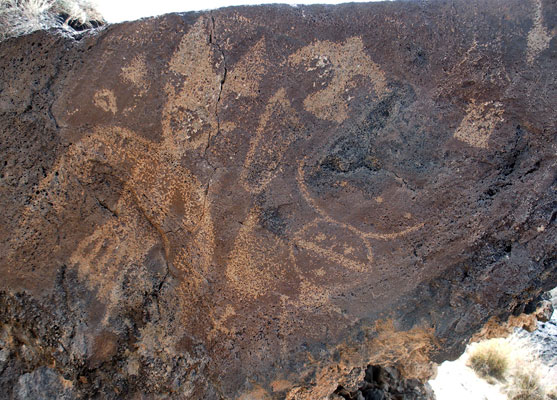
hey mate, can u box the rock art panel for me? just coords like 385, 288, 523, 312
0, 1, 556, 399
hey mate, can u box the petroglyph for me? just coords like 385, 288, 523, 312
226, 38, 267, 98
93, 89, 117, 114
225, 207, 296, 299
296, 158, 424, 241
453, 100, 504, 148
163, 17, 224, 155
241, 88, 303, 193
289, 37, 389, 123
69, 195, 160, 324
12, 123, 214, 319
12, 19, 226, 318
229, 146, 424, 302
294, 219, 374, 273
120, 54, 149, 93
286, 157, 424, 277
527, 0, 552, 64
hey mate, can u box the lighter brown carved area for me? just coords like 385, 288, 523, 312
453, 100, 504, 149
225, 207, 295, 299
527, 0, 552, 64
226, 38, 267, 98
162, 17, 224, 155
289, 37, 389, 123
120, 54, 149, 92
93, 89, 117, 114
293, 219, 374, 273
69, 194, 160, 324
15, 125, 214, 321
240, 88, 302, 194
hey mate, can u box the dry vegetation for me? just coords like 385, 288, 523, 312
0, 0, 104, 41
508, 370, 545, 400
468, 338, 511, 382
467, 337, 557, 400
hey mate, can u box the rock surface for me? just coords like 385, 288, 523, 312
515, 289, 557, 369
336, 365, 436, 400
0, 0, 556, 398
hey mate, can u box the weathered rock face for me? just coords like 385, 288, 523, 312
0, 0, 556, 398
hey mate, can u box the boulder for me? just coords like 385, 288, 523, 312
0, 0, 555, 398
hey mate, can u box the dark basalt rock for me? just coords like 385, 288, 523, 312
335, 365, 435, 400
0, 0, 555, 398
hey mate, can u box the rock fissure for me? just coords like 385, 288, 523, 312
207, 14, 227, 167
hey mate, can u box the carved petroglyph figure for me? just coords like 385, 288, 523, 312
289, 37, 389, 123
226, 206, 297, 299
162, 18, 224, 156
453, 100, 504, 148
228, 37, 424, 305
527, 0, 553, 64
11, 21, 220, 326
93, 88, 117, 114
120, 54, 150, 94
240, 88, 303, 194
14, 125, 215, 323
226, 37, 267, 98
295, 158, 424, 273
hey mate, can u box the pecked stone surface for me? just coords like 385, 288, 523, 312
0, 0, 556, 398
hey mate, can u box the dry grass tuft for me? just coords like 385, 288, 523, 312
466, 335, 557, 399
0, 0, 104, 41
507, 370, 544, 400
467, 338, 511, 383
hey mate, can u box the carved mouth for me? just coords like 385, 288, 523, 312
296, 85, 426, 238
297, 157, 423, 240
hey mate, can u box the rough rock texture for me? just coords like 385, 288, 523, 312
0, 0, 556, 399
515, 289, 557, 369
335, 365, 435, 400
470, 293, 554, 339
